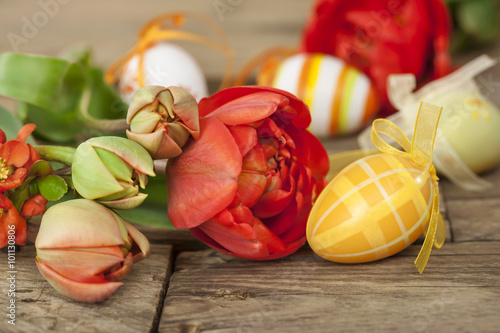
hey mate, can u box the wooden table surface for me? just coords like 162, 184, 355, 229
1, 135, 500, 333
1, 1, 500, 332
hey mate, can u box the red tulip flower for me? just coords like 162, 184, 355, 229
301, 0, 452, 115
166, 86, 329, 260
0, 124, 39, 192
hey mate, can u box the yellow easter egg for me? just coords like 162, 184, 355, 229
437, 92, 500, 174
307, 153, 433, 263
258, 53, 379, 137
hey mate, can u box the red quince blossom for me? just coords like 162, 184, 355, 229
0, 194, 27, 247
0, 124, 39, 191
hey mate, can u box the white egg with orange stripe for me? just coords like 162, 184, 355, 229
118, 43, 209, 103
258, 53, 380, 136
306, 153, 433, 263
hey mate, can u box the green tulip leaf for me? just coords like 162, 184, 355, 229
118, 174, 173, 228
119, 204, 174, 228
0, 106, 36, 144
27, 160, 53, 178
0, 51, 128, 144
36, 175, 69, 201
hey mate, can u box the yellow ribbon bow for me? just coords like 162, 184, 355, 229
370, 101, 446, 273
105, 12, 234, 91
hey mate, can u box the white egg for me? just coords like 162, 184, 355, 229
118, 43, 208, 103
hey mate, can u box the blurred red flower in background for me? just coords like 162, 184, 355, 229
301, 0, 452, 115
166, 86, 329, 259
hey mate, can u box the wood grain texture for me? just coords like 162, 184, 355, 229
441, 166, 500, 200
447, 198, 500, 241
0, 243, 173, 333
160, 243, 500, 333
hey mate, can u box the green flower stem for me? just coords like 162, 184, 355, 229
35, 146, 77, 165
79, 88, 129, 132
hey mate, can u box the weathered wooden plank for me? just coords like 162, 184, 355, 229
447, 198, 500, 241
160, 243, 500, 333
0, 243, 173, 333
136, 226, 209, 252
440, 166, 500, 200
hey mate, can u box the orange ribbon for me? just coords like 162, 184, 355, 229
105, 12, 234, 91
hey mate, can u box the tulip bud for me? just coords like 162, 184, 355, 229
72, 136, 155, 210
35, 199, 151, 303
126, 85, 200, 159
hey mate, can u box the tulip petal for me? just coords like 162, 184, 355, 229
252, 176, 296, 218
36, 260, 123, 303
277, 205, 310, 244
228, 125, 258, 157
262, 198, 298, 237
204, 92, 287, 126
126, 129, 183, 159
127, 85, 166, 122
198, 86, 312, 128
129, 110, 162, 134
86, 137, 155, 177
36, 248, 125, 283
36, 200, 125, 249
124, 221, 151, 263
166, 117, 241, 229
94, 147, 134, 183
167, 86, 200, 139
105, 252, 133, 282
98, 192, 148, 210
288, 126, 329, 176
72, 143, 124, 199
237, 172, 267, 208
190, 224, 304, 261
234, 142, 268, 207
252, 218, 286, 253
197, 212, 269, 258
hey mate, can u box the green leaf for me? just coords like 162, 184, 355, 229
118, 174, 173, 228
27, 160, 53, 178
119, 204, 174, 228
0, 106, 36, 144
87, 67, 128, 120
36, 175, 69, 201
0, 51, 128, 144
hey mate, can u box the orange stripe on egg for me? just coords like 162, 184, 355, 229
330, 65, 349, 135
297, 54, 313, 101
362, 83, 380, 124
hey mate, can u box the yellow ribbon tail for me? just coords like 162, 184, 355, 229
414, 183, 441, 274
434, 213, 446, 249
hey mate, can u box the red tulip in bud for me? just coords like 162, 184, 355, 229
35, 199, 150, 303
